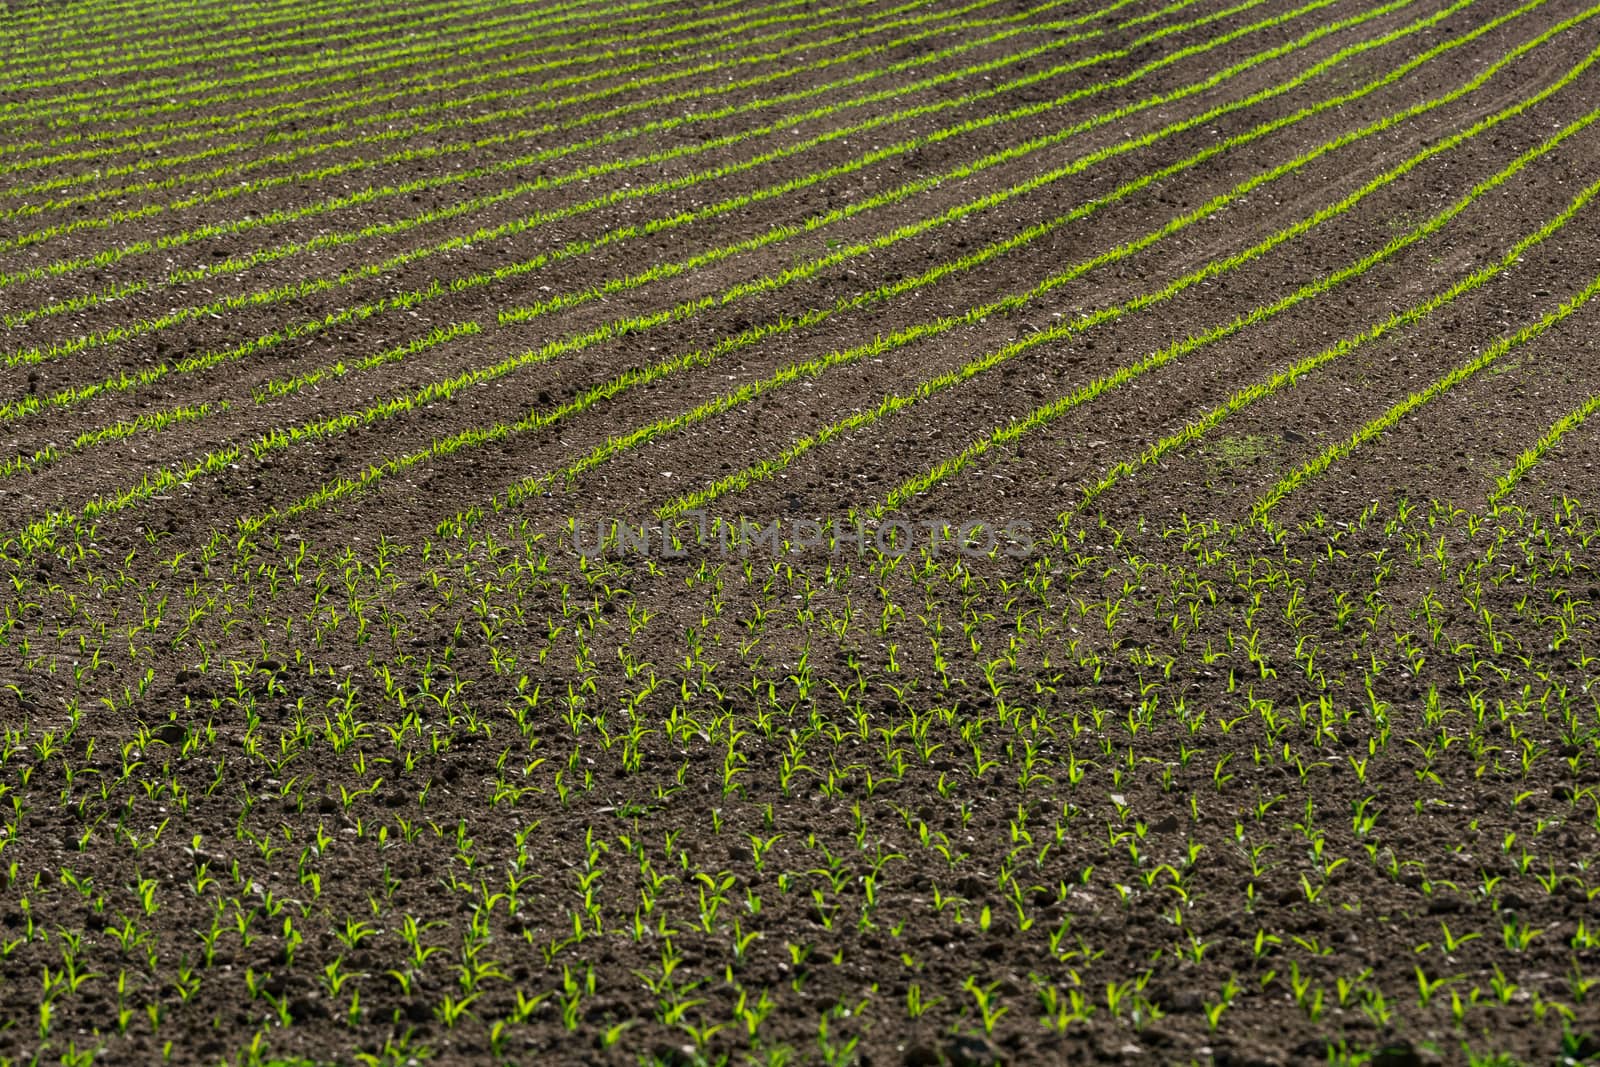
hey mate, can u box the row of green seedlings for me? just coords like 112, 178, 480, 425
0, 0, 1043, 233
0, 0, 499, 89
0, 0, 1420, 508
0, 0, 1004, 202
0, 0, 1140, 291
0, 0, 380, 70
0, 0, 1125, 299
0, 0, 1414, 495
0, 0, 909, 231
1, 0, 533, 101
868, 86, 1600, 533
0, 0, 1277, 337
0, 0, 1447, 507
3, 0, 1053, 179
220, 0, 1552, 547
1489, 393, 1600, 505
1252, 272, 1600, 525
422, 0, 1548, 534
87, 0, 1488, 551
0, 0, 771, 132
651, 33, 1600, 527
0, 324, 474, 483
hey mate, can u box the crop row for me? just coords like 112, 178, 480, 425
879, 88, 1600, 528
0, 0, 1068, 234
0, 0, 755, 127
2, 0, 906, 166
0, 0, 1454, 435
3, 0, 525, 98
0, 4, 1129, 295
9, 0, 1509, 550
177, 0, 1599, 550
0, 0, 893, 191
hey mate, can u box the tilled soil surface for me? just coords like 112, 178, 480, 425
3, 0, 1600, 1065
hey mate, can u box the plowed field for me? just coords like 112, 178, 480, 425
3, 0, 1600, 1064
